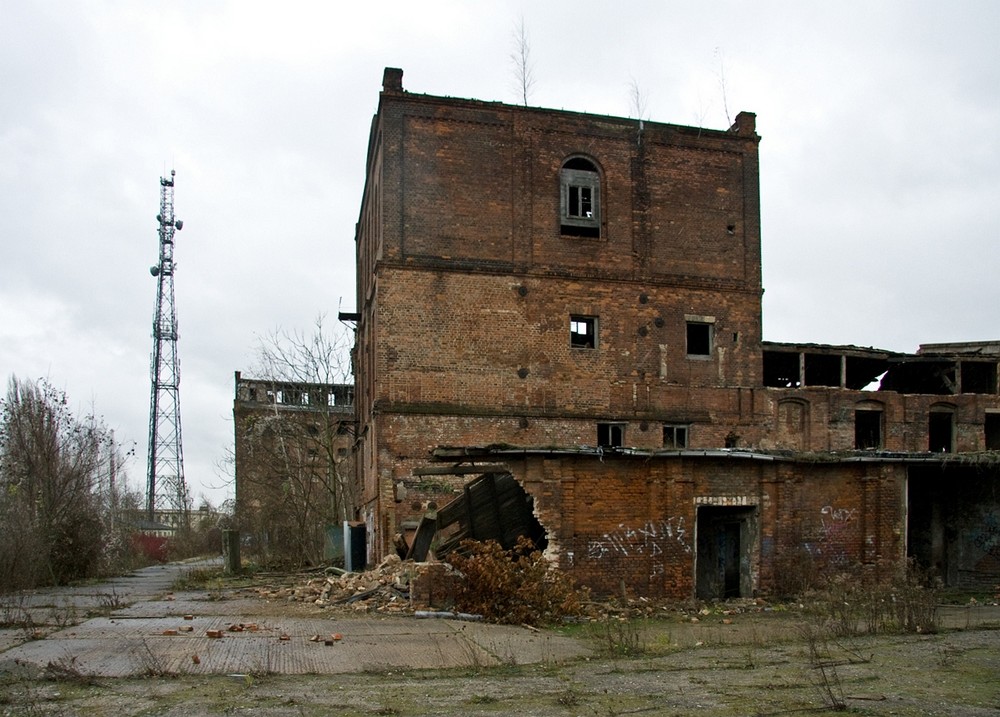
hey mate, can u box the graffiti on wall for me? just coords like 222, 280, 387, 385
586, 517, 692, 561
803, 504, 858, 566
971, 513, 1000, 560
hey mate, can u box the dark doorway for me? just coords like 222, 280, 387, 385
696, 506, 755, 599
908, 465, 1000, 588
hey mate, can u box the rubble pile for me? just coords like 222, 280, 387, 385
252, 555, 461, 614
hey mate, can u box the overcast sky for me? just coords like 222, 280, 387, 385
2, 1, 998, 507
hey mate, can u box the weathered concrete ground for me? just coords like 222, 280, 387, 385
1, 561, 998, 716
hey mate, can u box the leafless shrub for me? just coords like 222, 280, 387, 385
45, 650, 99, 685
795, 622, 847, 711
446, 537, 583, 626
129, 638, 176, 677
589, 617, 645, 657
811, 561, 939, 636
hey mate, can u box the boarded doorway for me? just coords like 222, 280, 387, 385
696, 506, 756, 599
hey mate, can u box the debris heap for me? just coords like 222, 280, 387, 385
252, 555, 462, 613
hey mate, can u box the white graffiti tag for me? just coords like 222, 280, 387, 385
586, 518, 692, 560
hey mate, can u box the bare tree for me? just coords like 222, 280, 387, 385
236, 314, 356, 567
715, 47, 732, 127
510, 16, 536, 106
628, 76, 649, 121
251, 313, 352, 385
0, 376, 134, 588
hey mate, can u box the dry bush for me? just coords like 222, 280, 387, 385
812, 560, 939, 636
446, 537, 582, 626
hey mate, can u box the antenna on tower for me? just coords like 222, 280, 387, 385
146, 169, 189, 526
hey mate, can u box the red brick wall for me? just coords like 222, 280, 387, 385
515, 454, 906, 600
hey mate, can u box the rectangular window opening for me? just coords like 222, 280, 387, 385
687, 322, 712, 356
928, 412, 954, 453
597, 422, 625, 448
854, 410, 883, 450
570, 316, 597, 349
985, 413, 1000, 451
961, 361, 998, 394
663, 424, 688, 449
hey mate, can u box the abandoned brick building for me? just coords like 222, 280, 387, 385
346, 67, 1000, 600
233, 372, 355, 565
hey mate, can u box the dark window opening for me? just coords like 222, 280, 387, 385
560, 158, 601, 238
986, 414, 1000, 450
929, 411, 954, 453
855, 410, 883, 450
880, 360, 956, 395
804, 353, 841, 387
597, 422, 625, 448
961, 361, 998, 394
570, 316, 597, 349
663, 424, 688, 449
846, 356, 891, 390
687, 322, 712, 356
763, 351, 801, 387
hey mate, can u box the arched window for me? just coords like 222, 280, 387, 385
560, 157, 601, 238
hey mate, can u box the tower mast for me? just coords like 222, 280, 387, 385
146, 170, 189, 524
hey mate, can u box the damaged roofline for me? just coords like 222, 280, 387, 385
431, 444, 1000, 466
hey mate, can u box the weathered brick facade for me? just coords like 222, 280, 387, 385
233, 373, 355, 566
350, 68, 1000, 599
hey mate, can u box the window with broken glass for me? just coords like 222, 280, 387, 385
597, 422, 625, 448
560, 158, 601, 238
570, 315, 597, 349
663, 424, 688, 449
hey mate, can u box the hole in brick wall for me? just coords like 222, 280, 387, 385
638, 326, 648, 337
517, 285, 528, 297
639, 293, 648, 304
654, 317, 664, 328
517, 367, 529, 378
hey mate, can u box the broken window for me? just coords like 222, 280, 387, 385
928, 409, 955, 453
804, 353, 841, 387
960, 361, 998, 394
854, 408, 883, 450
663, 424, 688, 449
560, 157, 601, 238
763, 350, 801, 387
986, 413, 1000, 450
597, 422, 625, 448
686, 321, 712, 357
570, 315, 597, 349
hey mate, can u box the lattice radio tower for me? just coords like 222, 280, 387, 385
146, 170, 189, 523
